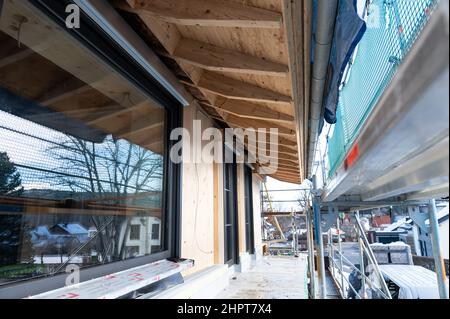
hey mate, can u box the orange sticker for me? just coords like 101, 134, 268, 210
345, 143, 360, 170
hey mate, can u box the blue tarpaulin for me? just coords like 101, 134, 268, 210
322, 0, 366, 125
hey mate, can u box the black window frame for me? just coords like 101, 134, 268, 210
0, 0, 183, 298
223, 145, 239, 266
244, 164, 255, 254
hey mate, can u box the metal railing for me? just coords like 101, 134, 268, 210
327, 212, 392, 299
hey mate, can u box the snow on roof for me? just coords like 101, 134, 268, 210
425, 204, 449, 225
370, 241, 409, 247
57, 223, 88, 235
383, 217, 412, 232
34, 226, 50, 236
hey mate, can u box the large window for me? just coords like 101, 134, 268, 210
244, 165, 255, 254
0, 0, 181, 292
223, 149, 238, 266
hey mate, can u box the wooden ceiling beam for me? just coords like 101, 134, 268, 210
281, 0, 312, 183
245, 133, 298, 149
121, 0, 283, 29
173, 38, 289, 77
269, 171, 300, 180
201, 100, 293, 125
245, 145, 298, 162
130, 125, 165, 145
87, 101, 150, 126
143, 140, 164, 150
196, 72, 292, 105
258, 155, 299, 165
246, 144, 298, 157
37, 78, 91, 106
0, 48, 35, 69
113, 110, 165, 138
257, 157, 300, 168
224, 114, 296, 136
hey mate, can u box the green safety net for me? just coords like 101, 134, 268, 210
327, 0, 439, 178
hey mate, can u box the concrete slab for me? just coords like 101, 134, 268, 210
216, 255, 308, 299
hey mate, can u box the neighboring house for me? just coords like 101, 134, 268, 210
31, 223, 90, 255
368, 218, 413, 245
368, 205, 449, 260
118, 217, 161, 258
50, 223, 90, 244
418, 205, 449, 259
372, 215, 391, 228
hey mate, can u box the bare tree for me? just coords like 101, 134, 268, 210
46, 135, 163, 262
297, 189, 311, 213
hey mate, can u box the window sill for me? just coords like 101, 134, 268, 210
26, 258, 194, 299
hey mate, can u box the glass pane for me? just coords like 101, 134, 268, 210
0, 1, 166, 285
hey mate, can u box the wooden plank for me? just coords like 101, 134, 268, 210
245, 144, 298, 160
131, 9, 182, 55
115, 114, 165, 139
0, 48, 35, 69
129, 126, 165, 148
274, 163, 300, 172
262, 212, 295, 216
173, 38, 289, 77
224, 114, 296, 136
257, 153, 299, 164
124, 10, 223, 121
122, 0, 283, 29
259, 157, 300, 168
244, 136, 298, 152
282, 0, 310, 182
37, 81, 92, 106
87, 101, 152, 126
302, 0, 313, 177
76, 105, 123, 122
269, 136, 298, 149
0, 33, 49, 68
247, 144, 298, 157
196, 71, 292, 105
236, 132, 298, 149
142, 140, 164, 154
213, 163, 219, 263
249, 152, 299, 166
202, 100, 293, 124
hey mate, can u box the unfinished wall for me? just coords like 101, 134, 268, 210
213, 162, 225, 265
181, 103, 216, 275
180, 103, 264, 275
